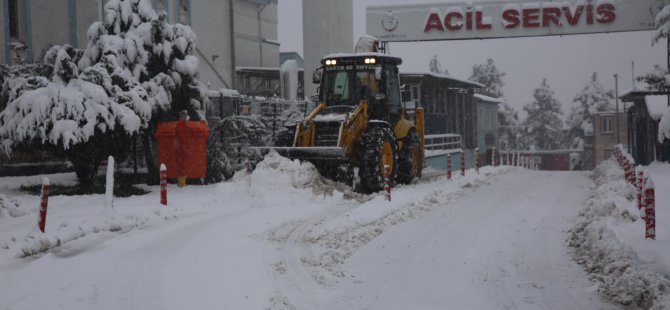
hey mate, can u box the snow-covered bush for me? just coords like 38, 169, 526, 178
206, 115, 274, 182
569, 159, 670, 309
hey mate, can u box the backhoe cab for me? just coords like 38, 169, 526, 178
274, 38, 425, 193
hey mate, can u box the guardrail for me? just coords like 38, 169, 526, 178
424, 133, 462, 157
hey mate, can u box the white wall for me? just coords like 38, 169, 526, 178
302, 0, 353, 99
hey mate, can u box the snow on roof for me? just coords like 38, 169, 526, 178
401, 71, 484, 88
619, 83, 651, 99
473, 93, 504, 103
321, 52, 402, 63
646, 95, 669, 121
208, 88, 240, 97
236, 66, 304, 72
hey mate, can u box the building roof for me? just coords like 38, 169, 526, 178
473, 93, 504, 103
620, 83, 668, 101
400, 72, 483, 88
646, 95, 669, 121
280, 52, 304, 69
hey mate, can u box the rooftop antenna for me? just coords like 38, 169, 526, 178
631, 61, 635, 88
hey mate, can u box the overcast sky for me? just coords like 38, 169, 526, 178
278, 0, 667, 119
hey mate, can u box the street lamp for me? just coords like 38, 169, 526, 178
614, 73, 620, 144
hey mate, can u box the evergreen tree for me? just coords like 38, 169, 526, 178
498, 102, 521, 150
469, 58, 505, 97
428, 55, 449, 75
565, 73, 614, 149
0, 0, 208, 184
521, 79, 564, 150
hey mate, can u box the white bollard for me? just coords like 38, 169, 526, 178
105, 156, 115, 209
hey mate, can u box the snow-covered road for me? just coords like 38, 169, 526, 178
323, 170, 618, 309
0, 157, 624, 309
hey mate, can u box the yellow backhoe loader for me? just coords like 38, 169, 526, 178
273, 40, 425, 193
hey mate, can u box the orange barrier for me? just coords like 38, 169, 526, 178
156, 121, 209, 180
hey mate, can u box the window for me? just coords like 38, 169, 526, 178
178, 0, 191, 25
601, 117, 613, 133
8, 0, 18, 39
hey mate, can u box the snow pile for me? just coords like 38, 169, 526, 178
0, 151, 359, 259
569, 159, 670, 309
9, 206, 181, 258
0, 193, 27, 218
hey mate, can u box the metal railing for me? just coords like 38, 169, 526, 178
424, 133, 462, 157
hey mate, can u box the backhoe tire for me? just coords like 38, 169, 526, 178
358, 126, 398, 194
397, 130, 423, 184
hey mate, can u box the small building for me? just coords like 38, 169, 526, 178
621, 88, 670, 165
399, 72, 482, 150
591, 111, 628, 168
474, 93, 502, 164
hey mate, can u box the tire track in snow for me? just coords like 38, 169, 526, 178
264, 168, 507, 308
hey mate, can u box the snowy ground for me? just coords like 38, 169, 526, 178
0, 153, 668, 309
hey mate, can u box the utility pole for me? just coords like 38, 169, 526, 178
614, 74, 620, 144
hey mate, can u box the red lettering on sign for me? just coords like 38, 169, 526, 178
563, 5, 584, 25
466, 10, 473, 30
596, 3, 615, 24
586, 3, 594, 24
523, 8, 540, 28
424, 12, 444, 32
476, 11, 492, 29
445, 12, 464, 30
542, 7, 561, 27
502, 9, 520, 29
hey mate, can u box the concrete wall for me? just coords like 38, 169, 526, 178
0, 0, 278, 94
191, 0, 234, 89
302, 0, 352, 99
31, 1, 69, 60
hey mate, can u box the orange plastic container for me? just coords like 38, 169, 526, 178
156, 120, 209, 179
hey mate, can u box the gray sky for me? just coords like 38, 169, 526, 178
278, 0, 667, 118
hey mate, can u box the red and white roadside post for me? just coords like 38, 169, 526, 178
506, 150, 510, 166
475, 148, 480, 174
447, 153, 452, 180
644, 178, 656, 240
160, 163, 167, 206
384, 164, 391, 202
499, 151, 503, 168
625, 158, 635, 184
38, 177, 50, 233
460, 150, 465, 176
636, 167, 644, 211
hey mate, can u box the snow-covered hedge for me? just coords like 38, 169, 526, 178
569, 159, 670, 309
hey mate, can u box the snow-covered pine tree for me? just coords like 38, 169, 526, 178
0, 42, 151, 185
564, 73, 614, 149
521, 79, 564, 150
0, 0, 209, 184
428, 55, 449, 75
498, 102, 521, 150
469, 58, 505, 98
81, 0, 209, 182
